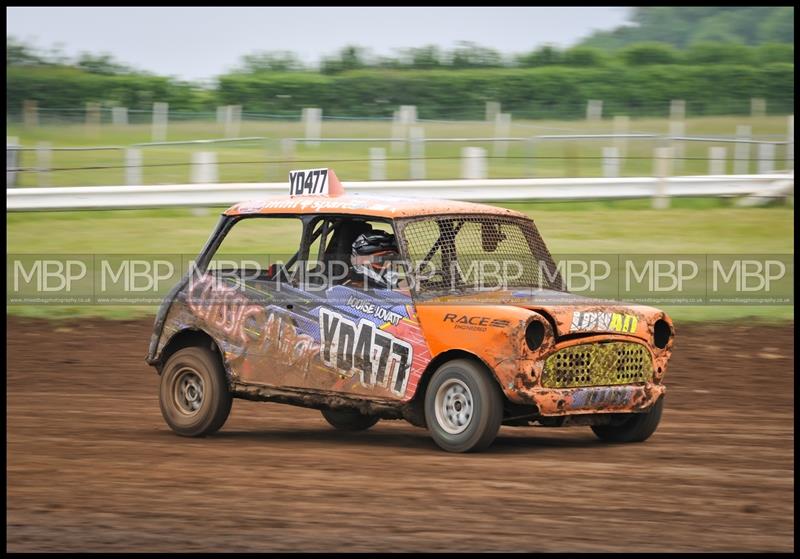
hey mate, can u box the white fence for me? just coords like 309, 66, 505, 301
8, 123, 794, 187
6, 174, 793, 212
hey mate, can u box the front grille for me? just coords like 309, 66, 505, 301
541, 342, 653, 388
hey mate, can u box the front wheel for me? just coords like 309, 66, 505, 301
591, 397, 664, 443
321, 408, 379, 431
159, 346, 232, 437
424, 359, 503, 453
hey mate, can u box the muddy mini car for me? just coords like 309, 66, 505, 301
146, 168, 675, 452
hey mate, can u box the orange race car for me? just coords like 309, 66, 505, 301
146, 168, 675, 452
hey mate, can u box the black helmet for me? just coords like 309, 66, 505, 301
351, 231, 401, 288
352, 230, 397, 257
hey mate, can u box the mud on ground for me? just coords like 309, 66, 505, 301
6, 316, 794, 551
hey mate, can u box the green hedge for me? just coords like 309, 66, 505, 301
6, 66, 209, 113
217, 64, 795, 119
7, 63, 794, 120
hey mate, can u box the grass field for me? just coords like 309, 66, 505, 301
7, 198, 793, 322
7, 115, 794, 187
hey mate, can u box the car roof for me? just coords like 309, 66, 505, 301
224, 194, 528, 220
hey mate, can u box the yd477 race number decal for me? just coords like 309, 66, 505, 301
318, 308, 412, 397
289, 168, 329, 196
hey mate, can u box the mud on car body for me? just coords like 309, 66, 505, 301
146, 168, 675, 453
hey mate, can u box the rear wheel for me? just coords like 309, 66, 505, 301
159, 346, 232, 437
424, 359, 503, 453
321, 408, 379, 431
591, 397, 664, 443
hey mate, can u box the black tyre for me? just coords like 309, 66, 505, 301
424, 359, 503, 453
591, 397, 664, 443
159, 346, 232, 437
321, 408, 379, 431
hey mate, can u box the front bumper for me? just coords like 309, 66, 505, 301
513, 382, 665, 416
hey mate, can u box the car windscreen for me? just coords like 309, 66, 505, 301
397, 214, 565, 296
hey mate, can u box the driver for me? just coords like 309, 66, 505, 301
347, 230, 403, 289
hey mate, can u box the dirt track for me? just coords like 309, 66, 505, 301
6, 316, 794, 552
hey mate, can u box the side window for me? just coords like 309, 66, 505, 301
301, 217, 402, 289
208, 216, 303, 282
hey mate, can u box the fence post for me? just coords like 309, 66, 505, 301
85, 102, 102, 131
493, 112, 511, 158
369, 147, 386, 180
734, 125, 752, 174
233, 105, 242, 137
390, 110, 404, 154
23, 100, 38, 128
668, 119, 685, 175
758, 143, 775, 174
602, 147, 620, 178
485, 101, 500, 122
750, 98, 766, 118
670, 99, 686, 121
302, 107, 321, 147
708, 146, 726, 175
223, 106, 233, 135
652, 147, 672, 209
461, 147, 487, 179
152, 102, 168, 142
613, 115, 629, 160
125, 149, 142, 185
409, 126, 425, 180
36, 142, 52, 187
7, 137, 19, 187
586, 100, 603, 121
112, 106, 128, 126
787, 115, 794, 170
400, 105, 417, 125
281, 138, 295, 158
224, 105, 242, 138
191, 151, 218, 184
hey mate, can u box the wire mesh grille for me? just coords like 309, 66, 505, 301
397, 214, 564, 294
542, 342, 653, 388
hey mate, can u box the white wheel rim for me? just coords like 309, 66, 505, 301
434, 378, 474, 435
173, 367, 205, 415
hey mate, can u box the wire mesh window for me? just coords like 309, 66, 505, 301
397, 214, 564, 295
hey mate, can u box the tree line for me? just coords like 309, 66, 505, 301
6, 7, 794, 121
235, 41, 792, 74
580, 7, 793, 50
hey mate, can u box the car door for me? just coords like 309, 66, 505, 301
185, 214, 323, 389
297, 215, 433, 402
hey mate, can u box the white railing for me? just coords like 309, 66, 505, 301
6, 174, 793, 211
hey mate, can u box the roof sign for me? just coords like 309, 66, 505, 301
288, 168, 344, 197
